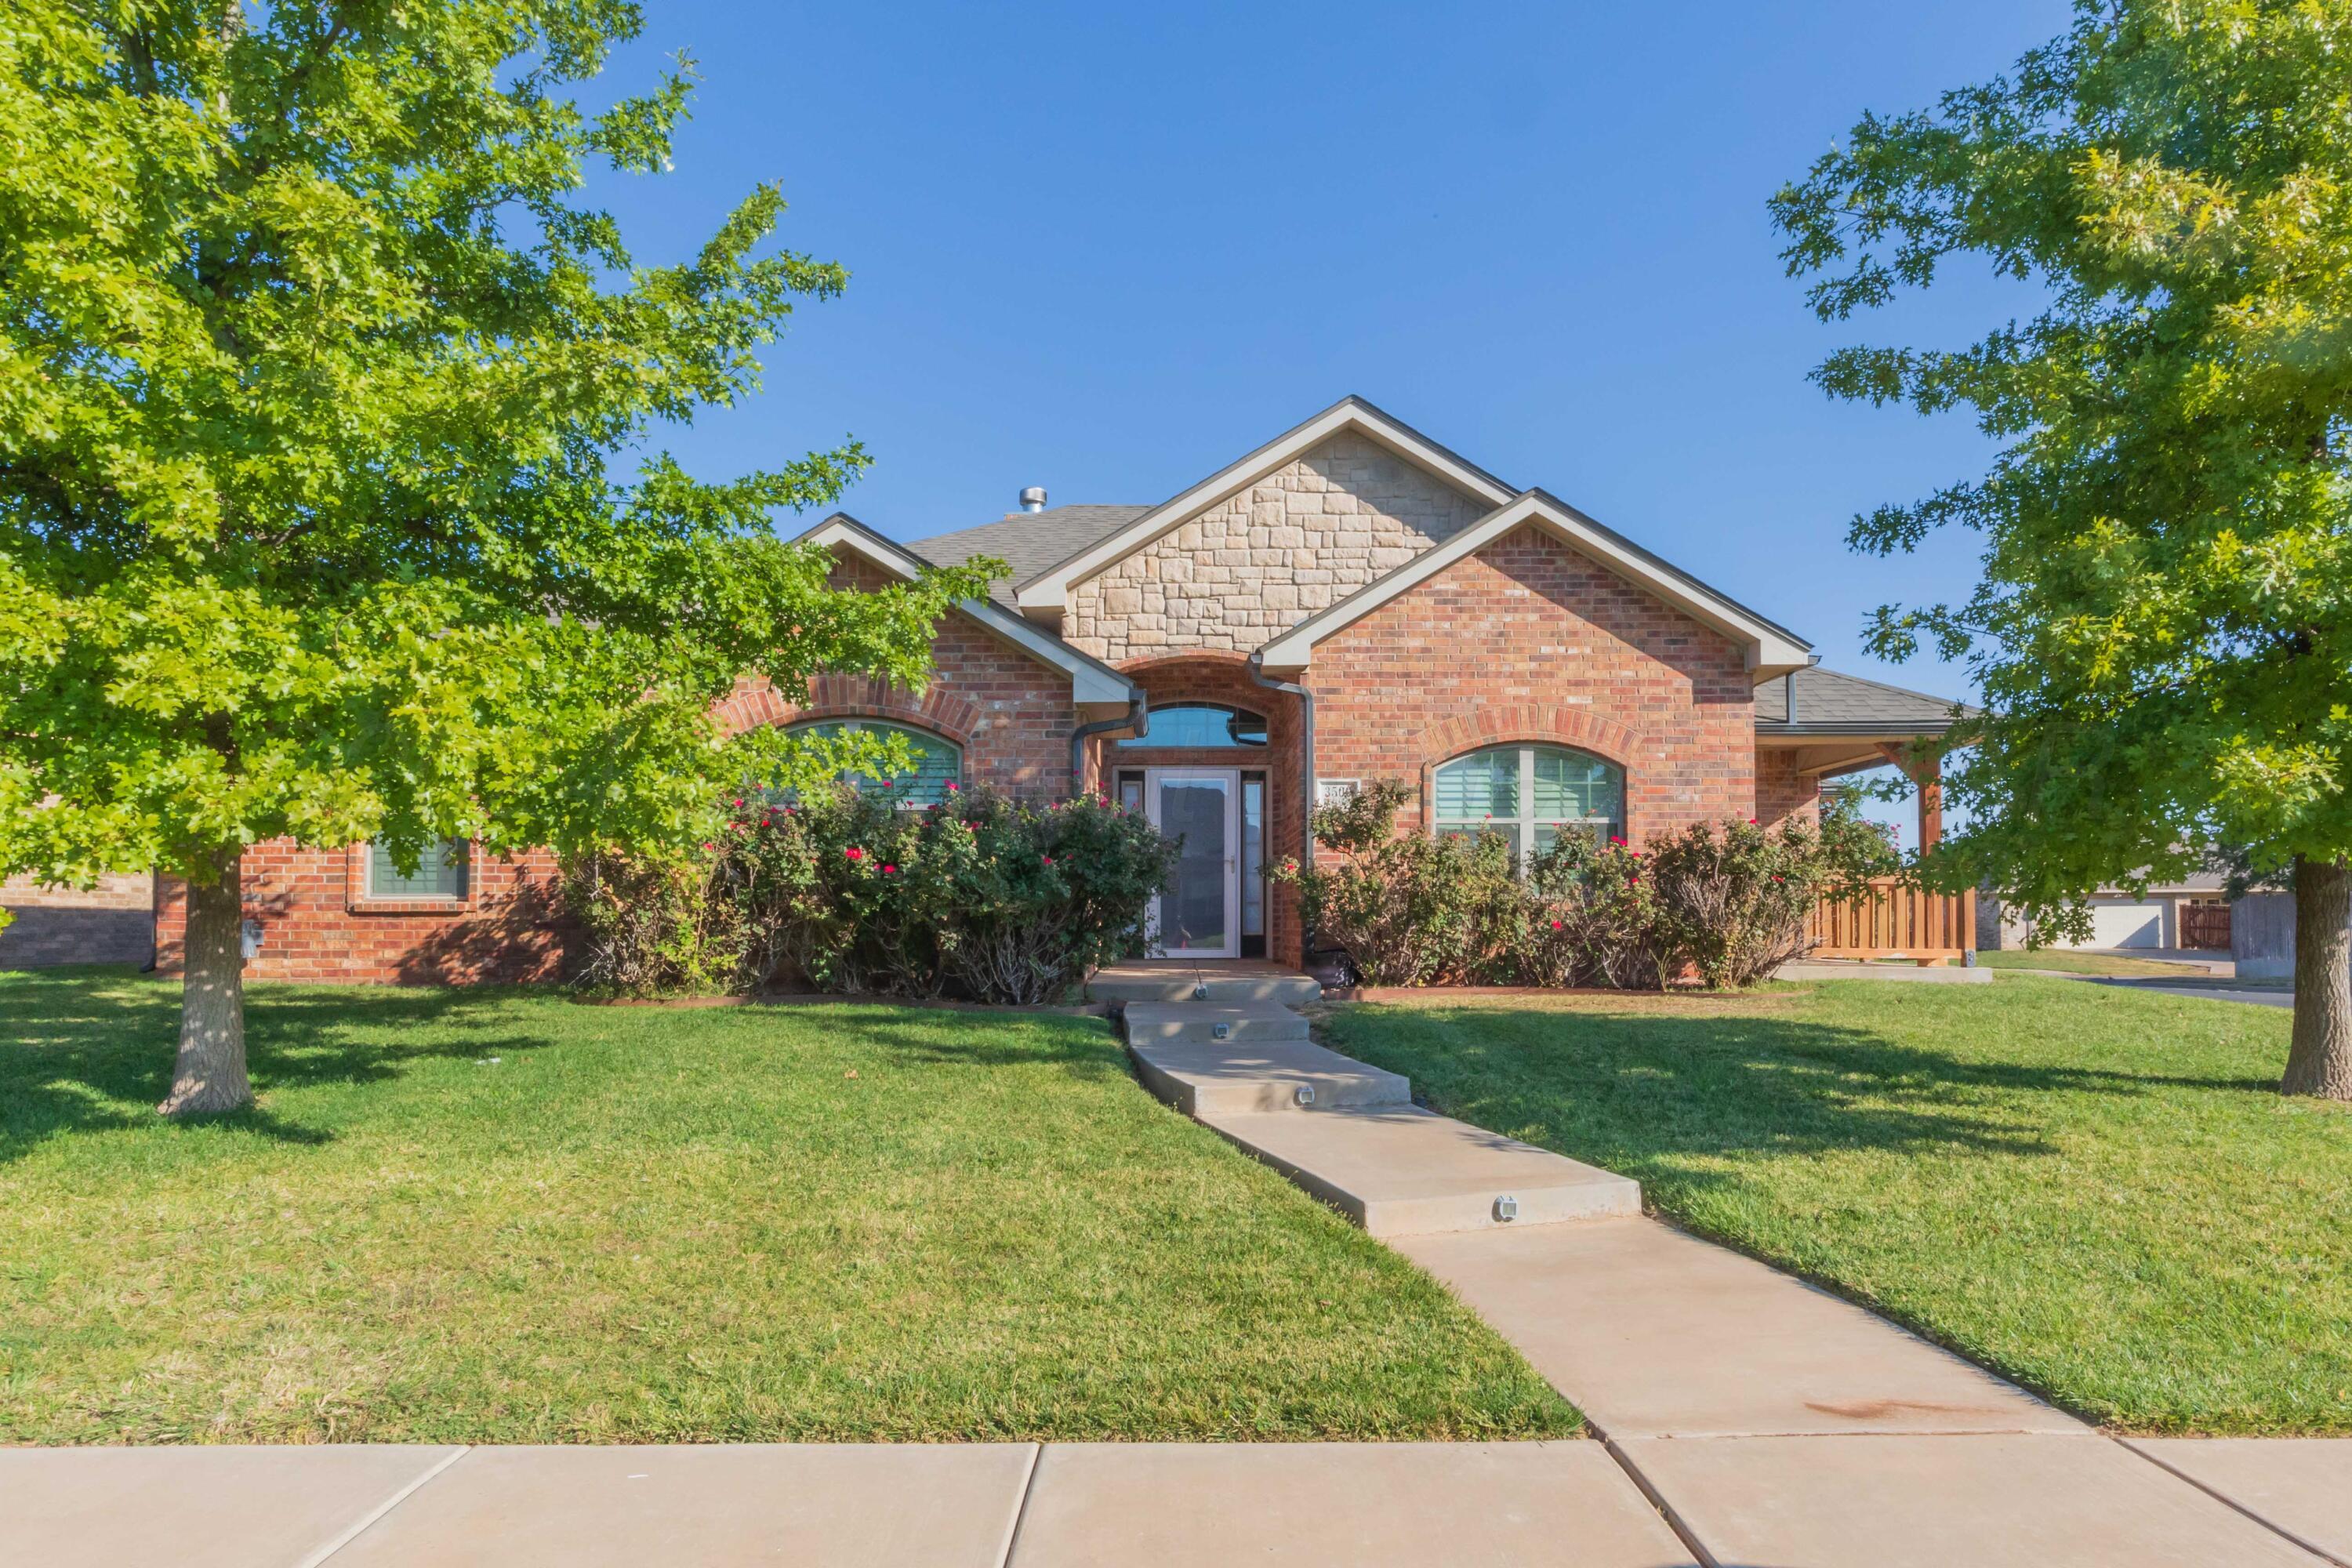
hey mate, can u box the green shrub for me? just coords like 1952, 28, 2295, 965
1520, 832, 1666, 988
1272, 780, 1523, 985
562, 851, 742, 996
578, 783, 1175, 1004
1279, 780, 1900, 990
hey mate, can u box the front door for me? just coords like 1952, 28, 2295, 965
1145, 768, 1240, 957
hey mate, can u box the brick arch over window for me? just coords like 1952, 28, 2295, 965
1410, 707, 1642, 773
1409, 709, 1643, 833
1116, 649, 1258, 677
710, 673, 979, 750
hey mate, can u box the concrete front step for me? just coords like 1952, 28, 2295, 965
1200, 1105, 1641, 1238
1127, 1034, 1411, 1116
1088, 962, 1322, 1007
1124, 1003, 1310, 1044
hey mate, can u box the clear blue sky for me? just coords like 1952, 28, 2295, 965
589, 1, 2074, 845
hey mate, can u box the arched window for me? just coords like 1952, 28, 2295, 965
1116, 702, 1269, 748
1432, 744, 1623, 858
786, 719, 963, 807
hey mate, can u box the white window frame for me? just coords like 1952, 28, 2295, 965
1431, 745, 1623, 855
365, 837, 472, 900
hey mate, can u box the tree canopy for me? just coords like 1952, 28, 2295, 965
1774, 0, 2352, 1094
0, 1, 986, 1110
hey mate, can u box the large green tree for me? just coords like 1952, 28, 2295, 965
0, 2, 983, 1113
1774, 0, 2352, 1098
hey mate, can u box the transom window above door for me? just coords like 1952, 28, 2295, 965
785, 720, 963, 807
1432, 744, 1624, 857
1116, 703, 1268, 748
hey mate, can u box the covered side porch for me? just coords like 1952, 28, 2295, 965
1755, 668, 1976, 967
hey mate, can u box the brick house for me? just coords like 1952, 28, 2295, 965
114, 396, 1958, 981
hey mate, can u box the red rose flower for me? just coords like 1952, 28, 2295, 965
846, 847, 864, 861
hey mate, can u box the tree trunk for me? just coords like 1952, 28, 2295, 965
2283, 855, 2352, 1101
160, 854, 253, 1116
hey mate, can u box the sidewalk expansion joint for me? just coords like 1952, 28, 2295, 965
2117, 1437, 2351, 1568
301, 1444, 471, 1568
1599, 1436, 1721, 1568
995, 1442, 1046, 1568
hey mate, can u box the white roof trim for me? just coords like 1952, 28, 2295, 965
1011, 396, 1519, 616
797, 516, 1138, 706
1254, 492, 1814, 681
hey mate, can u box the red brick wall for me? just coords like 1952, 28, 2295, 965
1756, 748, 1822, 830
716, 630, 1078, 801
710, 550, 1079, 799
1313, 524, 1758, 851
154, 843, 568, 985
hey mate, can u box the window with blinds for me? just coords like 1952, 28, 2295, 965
786, 720, 964, 807
1431, 745, 1623, 858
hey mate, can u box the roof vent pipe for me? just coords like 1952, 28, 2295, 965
1019, 486, 1047, 513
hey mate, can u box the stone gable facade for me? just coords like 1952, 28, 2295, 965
1063, 432, 1490, 662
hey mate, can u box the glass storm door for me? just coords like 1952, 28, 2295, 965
1146, 768, 1240, 957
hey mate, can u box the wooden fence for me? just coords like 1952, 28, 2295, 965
1806, 880, 1976, 965
2180, 899, 2232, 953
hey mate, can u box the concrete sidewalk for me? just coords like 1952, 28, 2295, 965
0, 1440, 1698, 1567
10, 1433, 2350, 1567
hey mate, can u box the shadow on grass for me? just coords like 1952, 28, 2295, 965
0, 969, 557, 1165
749, 1000, 1129, 1078
1332, 1000, 2278, 1185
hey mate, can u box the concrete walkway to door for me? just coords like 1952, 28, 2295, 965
1117, 975, 2352, 1567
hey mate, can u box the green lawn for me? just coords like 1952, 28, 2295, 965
1315, 979, 2352, 1436
0, 969, 1573, 1444
1972, 949, 2215, 978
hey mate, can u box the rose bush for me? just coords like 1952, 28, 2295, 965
567, 782, 1174, 1004
1272, 779, 1524, 986
1279, 779, 1900, 989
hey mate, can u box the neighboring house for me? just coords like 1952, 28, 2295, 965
139, 397, 1965, 981
0, 871, 155, 971
1976, 867, 2235, 954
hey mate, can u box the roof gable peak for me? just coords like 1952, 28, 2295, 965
1011, 396, 1519, 615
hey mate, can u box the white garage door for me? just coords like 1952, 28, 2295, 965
2085, 900, 2165, 949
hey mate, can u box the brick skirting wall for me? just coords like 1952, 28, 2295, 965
154, 844, 570, 985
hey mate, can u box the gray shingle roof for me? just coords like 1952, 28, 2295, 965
909, 506, 1152, 602
1755, 667, 1973, 733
